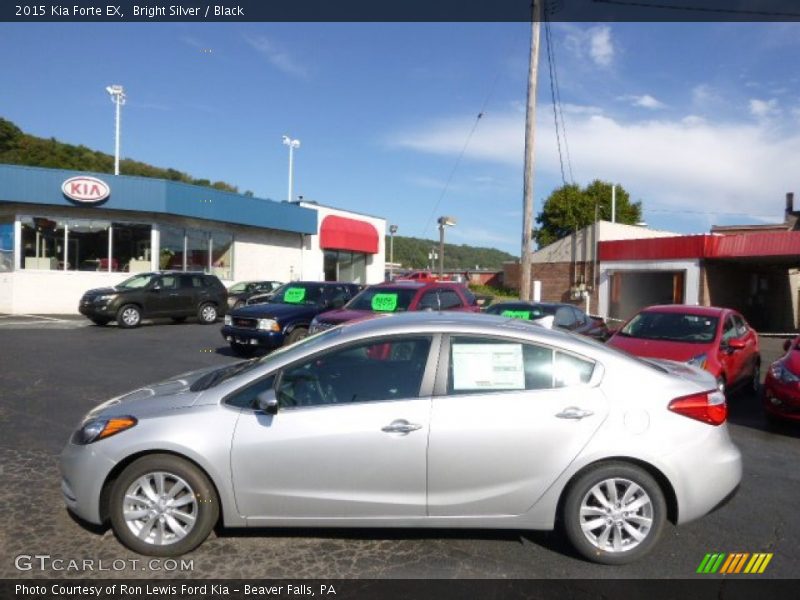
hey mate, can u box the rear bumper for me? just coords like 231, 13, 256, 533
221, 325, 284, 349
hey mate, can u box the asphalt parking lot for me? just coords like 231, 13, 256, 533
1, 316, 798, 579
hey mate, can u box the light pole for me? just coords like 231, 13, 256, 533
389, 224, 398, 281
105, 85, 126, 175
437, 216, 456, 278
282, 135, 300, 202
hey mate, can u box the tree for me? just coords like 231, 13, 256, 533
534, 179, 642, 247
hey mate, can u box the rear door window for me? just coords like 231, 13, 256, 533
438, 290, 463, 309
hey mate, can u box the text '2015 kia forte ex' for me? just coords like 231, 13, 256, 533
60, 312, 742, 564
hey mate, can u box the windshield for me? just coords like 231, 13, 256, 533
346, 287, 418, 312
486, 303, 553, 319
117, 273, 156, 289
619, 311, 719, 343
269, 283, 325, 306
228, 282, 250, 293
190, 327, 343, 391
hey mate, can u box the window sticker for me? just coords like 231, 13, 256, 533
371, 293, 399, 312
501, 309, 531, 320
284, 287, 306, 303
452, 343, 525, 390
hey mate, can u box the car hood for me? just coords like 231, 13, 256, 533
86, 365, 222, 419
82, 287, 122, 297
608, 335, 711, 362
231, 302, 321, 320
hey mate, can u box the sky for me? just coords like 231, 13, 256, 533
2, 21, 800, 255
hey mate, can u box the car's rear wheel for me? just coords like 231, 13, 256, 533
562, 462, 666, 565
109, 454, 218, 557
91, 318, 110, 326
285, 327, 308, 345
197, 303, 218, 324
116, 305, 142, 329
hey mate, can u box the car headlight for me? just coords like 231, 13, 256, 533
71, 416, 137, 445
257, 318, 281, 332
224, 314, 232, 326
94, 294, 116, 303
687, 353, 708, 370
770, 361, 800, 384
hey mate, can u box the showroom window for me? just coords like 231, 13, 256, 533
186, 229, 209, 272
0, 222, 12, 272
64, 219, 110, 271
210, 231, 233, 280
112, 222, 152, 273
322, 250, 368, 284
20, 217, 61, 270
159, 225, 185, 270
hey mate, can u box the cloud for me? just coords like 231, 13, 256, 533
589, 26, 614, 67
691, 84, 721, 108
563, 25, 615, 68
389, 108, 800, 223
620, 94, 667, 110
448, 226, 515, 247
749, 98, 780, 119
243, 34, 308, 79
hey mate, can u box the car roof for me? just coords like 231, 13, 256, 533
640, 304, 728, 317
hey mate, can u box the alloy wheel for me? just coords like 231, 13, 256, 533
122, 471, 198, 546
578, 478, 654, 553
121, 307, 140, 327
200, 304, 217, 323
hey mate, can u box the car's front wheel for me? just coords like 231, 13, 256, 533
116, 305, 142, 329
562, 462, 666, 565
109, 454, 219, 556
197, 303, 218, 324
285, 327, 308, 345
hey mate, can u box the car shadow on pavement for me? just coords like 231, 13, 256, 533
67, 508, 109, 536
726, 389, 800, 439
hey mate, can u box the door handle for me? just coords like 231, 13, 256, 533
381, 420, 422, 434
555, 407, 594, 420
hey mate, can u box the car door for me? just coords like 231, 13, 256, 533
719, 314, 747, 385
143, 274, 179, 315
732, 313, 759, 381
177, 274, 202, 315
427, 335, 608, 516
229, 335, 438, 521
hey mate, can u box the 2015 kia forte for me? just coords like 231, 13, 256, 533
60, 312, 742, 564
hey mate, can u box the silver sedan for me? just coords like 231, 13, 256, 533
60, 312, 742, 564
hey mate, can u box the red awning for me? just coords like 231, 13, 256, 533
319, 215, 379, 254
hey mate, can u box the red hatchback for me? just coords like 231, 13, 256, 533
607, 305, 760, 395
309, 281, 480, 334
763, 336, 800, 422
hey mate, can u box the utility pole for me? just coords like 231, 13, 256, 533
388, 224, 398, 280
520, 0, 542, 301
437, 216, 456, 278
105, 85, 126, 176
282, 135, 300, 202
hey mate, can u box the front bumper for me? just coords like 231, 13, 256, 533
763, 375, 800, 421
59, 440, 118, 525
221, 325, 285, 349
78, 300, 117, 318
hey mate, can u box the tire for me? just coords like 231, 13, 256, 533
562, 461, 667, 565
230, 342, 256, 357
285, 327, 308, 346
197, 303, 218, 325
109, 454, 219, 557
116, 304, 142, 329
171, 316, 187, 324
91, 318, 110, 326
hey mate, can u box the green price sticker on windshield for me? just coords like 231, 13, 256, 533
501, 310, 531, 320
371, 293, 399, 312
284, 287, 306, 304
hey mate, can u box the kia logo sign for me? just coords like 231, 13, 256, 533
61, 176, 110, 204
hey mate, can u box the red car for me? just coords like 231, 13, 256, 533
607, 305, 760, 395
762, 336, 800, 422
309, 281, 480, 333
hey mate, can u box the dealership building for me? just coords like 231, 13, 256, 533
0, 164, 385, 314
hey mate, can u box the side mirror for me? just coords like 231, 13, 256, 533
256, 389, 279, 415
151, 284, 161, 292
727, 338, 746, 350
784, 339, 792, 352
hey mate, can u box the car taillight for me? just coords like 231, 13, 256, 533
668, 390, 727, 426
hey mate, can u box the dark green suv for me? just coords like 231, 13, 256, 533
78, 271, 228, 328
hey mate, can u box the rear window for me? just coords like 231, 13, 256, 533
486, 303, 550, 320
346, 287, 418, 312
